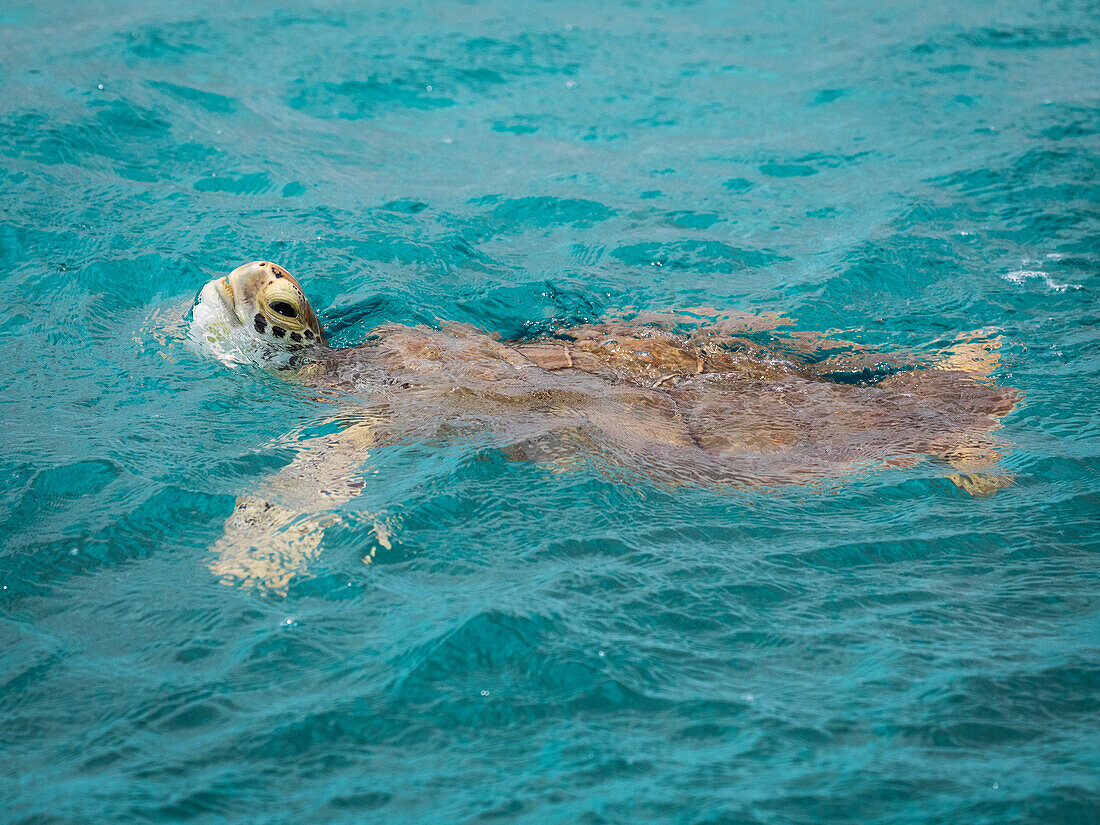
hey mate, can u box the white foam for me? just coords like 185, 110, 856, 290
1002, 269, 1081, 292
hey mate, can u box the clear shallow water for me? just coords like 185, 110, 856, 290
1, 0, 1098, 822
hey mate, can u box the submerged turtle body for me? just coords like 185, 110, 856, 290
298, 317, 1015, 485
191, 261, 1019, 590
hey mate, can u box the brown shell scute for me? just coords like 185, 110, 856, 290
514, 343, 573, 370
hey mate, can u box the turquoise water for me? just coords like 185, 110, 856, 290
2, 0, 1098, 821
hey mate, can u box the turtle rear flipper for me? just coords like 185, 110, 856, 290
931, 432, 1016, 497
947, 471, 1015, 497
502, 426, 594, 472
934, 328, 1004, 382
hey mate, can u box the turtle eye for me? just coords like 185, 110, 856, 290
270, 300, 298, 319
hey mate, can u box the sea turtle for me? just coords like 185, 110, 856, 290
191, 261, 1020, 591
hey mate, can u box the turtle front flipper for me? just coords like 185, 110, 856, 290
209, 498, 335, 593
208, 417, 388, 593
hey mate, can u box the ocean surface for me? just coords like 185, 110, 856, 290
2, 1, 1098, 822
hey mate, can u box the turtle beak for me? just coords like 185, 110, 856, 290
212, 276, 240, 320
194, 276, 242, 327
215, 276, 234, 308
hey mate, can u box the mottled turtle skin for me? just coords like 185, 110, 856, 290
195, 262, 1019, 590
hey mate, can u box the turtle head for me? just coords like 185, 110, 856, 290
190, 261, 327, 366
224, 261, 327, 347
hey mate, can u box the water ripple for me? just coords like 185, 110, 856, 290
2, 1, 1098, 823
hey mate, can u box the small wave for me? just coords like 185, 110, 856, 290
1002, 269, 1082, 292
